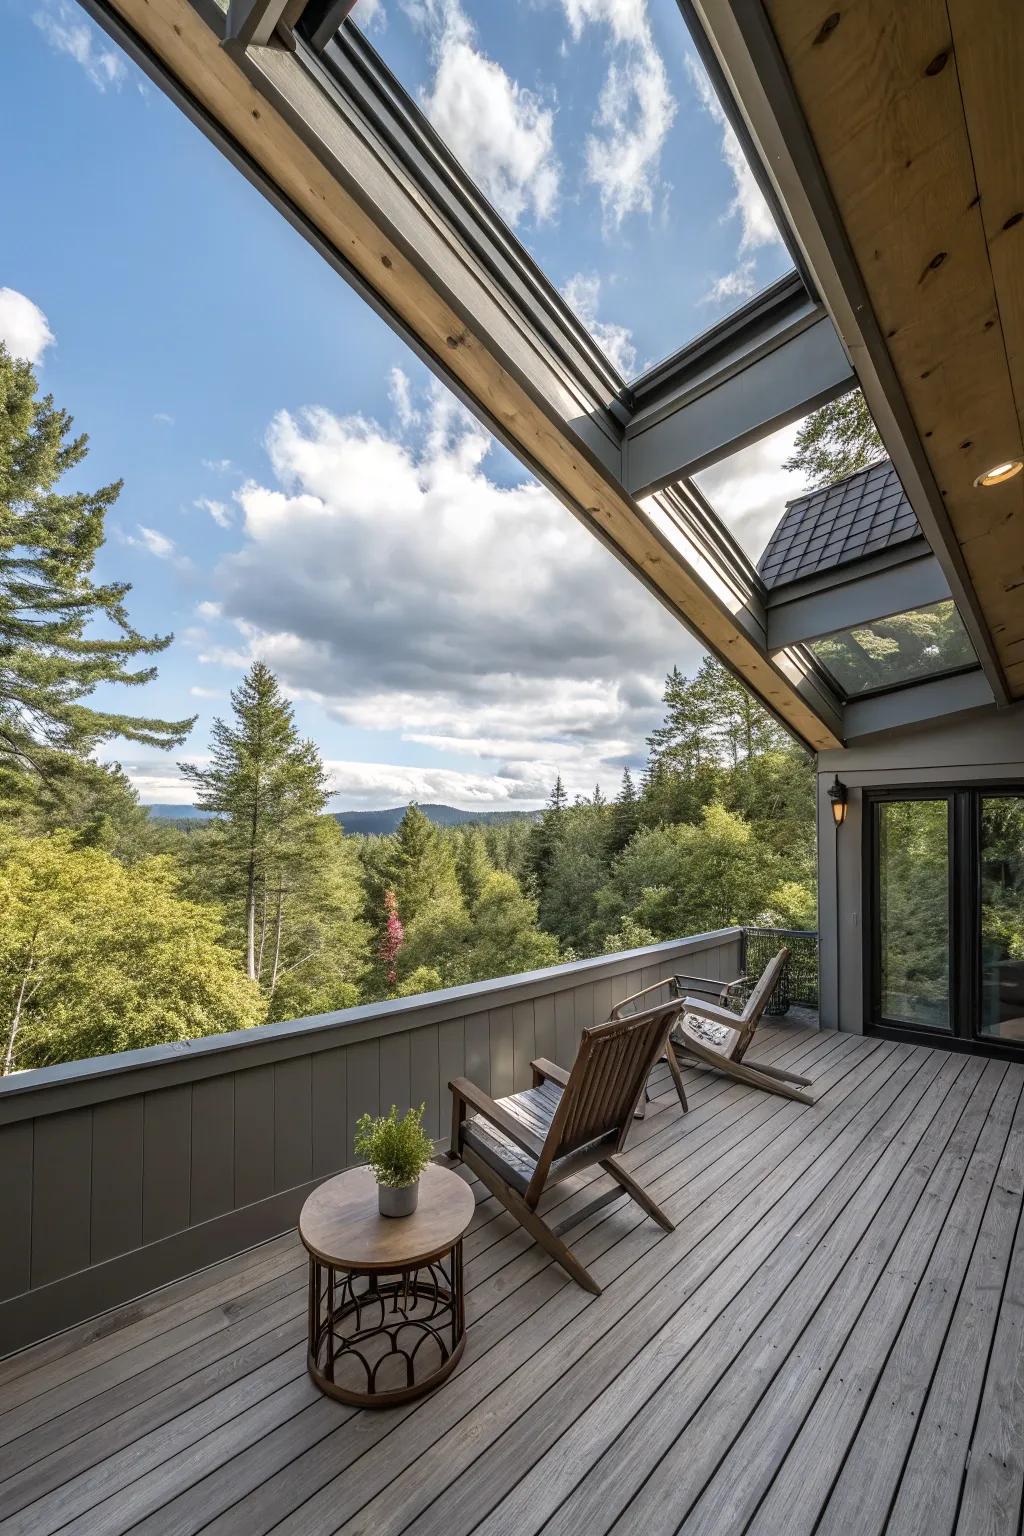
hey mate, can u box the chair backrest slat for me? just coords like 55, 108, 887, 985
549, 1001, 680, 1159
734, 946, 790, 1052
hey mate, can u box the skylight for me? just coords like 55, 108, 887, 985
808, 601, 977, 698
347, 0, 795, 379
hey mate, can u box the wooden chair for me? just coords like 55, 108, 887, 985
448, 1000, 682, 1294
612, 947, 814, 1107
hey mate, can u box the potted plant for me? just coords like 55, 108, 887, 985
354, 1103, 434, 1217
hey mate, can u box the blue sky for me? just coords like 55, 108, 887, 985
1, 0, 809, 809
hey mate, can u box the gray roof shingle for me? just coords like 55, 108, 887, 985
756, 458, 922, 589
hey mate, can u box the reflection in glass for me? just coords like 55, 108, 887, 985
877, 800, 950, 1030
810, 600, 976, 697
979, 797, 1024, 1042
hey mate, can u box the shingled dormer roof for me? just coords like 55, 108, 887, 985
757, 458, 922, 590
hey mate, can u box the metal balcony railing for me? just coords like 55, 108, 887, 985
740, 926, 819, 1015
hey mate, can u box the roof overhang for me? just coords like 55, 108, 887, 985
689, 0, 1018, 709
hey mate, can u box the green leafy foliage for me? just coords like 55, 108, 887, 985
783, 389, 883, 488
353, 1103, 434, 1187
0, 832, 264, 1073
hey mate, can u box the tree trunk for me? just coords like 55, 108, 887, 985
256, 872, 268, 981
245, 856, 257, 982
3, 955, 34, 1077
269, 887, 285, 999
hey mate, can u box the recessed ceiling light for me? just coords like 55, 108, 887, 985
974, 459, 1024, 487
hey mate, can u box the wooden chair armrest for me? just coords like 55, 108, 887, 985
672, 972, 747, 997
531, 1057, 570, 1088
609, 978, 674, 1020
449, 1077, 544, 1158
678, 997, 741, 1029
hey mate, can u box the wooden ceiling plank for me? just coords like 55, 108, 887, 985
766, 0, 1024, 697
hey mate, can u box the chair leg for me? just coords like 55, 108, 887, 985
678, 1039, 814, 1105
742, 1058, 814, 1088
664, 1041, 689, 1112
601, 1156, 674, 1231
461, 1149, 602, 1295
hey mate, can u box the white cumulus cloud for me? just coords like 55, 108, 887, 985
195, 376, 696, 805
0, 289, 55, 365
560, 0, 675, 229
561, 273, 636, 377
405, 0, 559, 226
686, 54, 782, 306
34, 3, 125, 91
196, 497, 232, 529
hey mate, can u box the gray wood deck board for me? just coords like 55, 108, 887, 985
4, 1023, 1023, 1536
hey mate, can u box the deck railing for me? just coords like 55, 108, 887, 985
0, 928, 743, 1357
740, 927, 819, 1013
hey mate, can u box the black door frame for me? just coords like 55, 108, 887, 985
862, 782, 1024, 1060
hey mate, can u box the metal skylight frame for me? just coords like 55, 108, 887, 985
76, 0, 998, 752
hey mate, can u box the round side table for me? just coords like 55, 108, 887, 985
298, 1162, 475, 1407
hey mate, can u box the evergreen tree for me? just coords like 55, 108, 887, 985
454, 826, 494, 911
391, 804, 463, 924
783, 389, 883, 488
610, 766, 639, 853
528, 775, 569, 891
179, 661, 328, 981
0, 344, 192, 810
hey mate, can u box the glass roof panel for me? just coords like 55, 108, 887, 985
692, 418, 812, 565
349, 0, 794, 379
808, 601, 977, 698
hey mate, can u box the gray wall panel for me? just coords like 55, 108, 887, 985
31, 1109, 91, 1289
233, 1065, 275, 1208
378, 1031, 411, 1118
0, 1122, 32, 1302
464, 1012, 490, 1096
142, 1085, 191, 1244
533, 996, 556, 1064
489, 1007, 515, 1098
410, 1023, 440, 1139
91, 1098, 144, 1265
273, 1057, 312, 1192
512, 1002, 536, 1090
554, 991, 576, 1068
190, 1077, 234, 1226
346, 1039, 379, 1137
311, 1046, 347, 1177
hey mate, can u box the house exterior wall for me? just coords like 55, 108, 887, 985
816, 701, 1024, 1034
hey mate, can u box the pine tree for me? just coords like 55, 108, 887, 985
391, 804, 463, 924
179, 662, 328, 981
528, 775, 569, 892
454, 827, 493, 912
610, 766, 639, 853
0, 344, 192, 809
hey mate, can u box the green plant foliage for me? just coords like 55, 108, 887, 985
353, 1103, 434, 1187
783, 389, 883, 488
0, 346, 192, 818
0, 832, 265, 1074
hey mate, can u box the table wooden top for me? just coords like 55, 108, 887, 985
298, 1163, 475, 1270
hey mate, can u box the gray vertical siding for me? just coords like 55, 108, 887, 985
0, 931, 740, 1357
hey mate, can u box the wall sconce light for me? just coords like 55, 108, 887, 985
828, 774, 848, 828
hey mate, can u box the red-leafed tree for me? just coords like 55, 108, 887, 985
379, 888, 404, 988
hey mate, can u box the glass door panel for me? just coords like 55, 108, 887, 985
979, 796, 1024, 1043
877, 799, 951, 1030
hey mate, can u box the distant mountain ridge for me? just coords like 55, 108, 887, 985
144, 802, 539, 835
332, 803, 539, 837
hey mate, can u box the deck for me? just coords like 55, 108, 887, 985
1, 1020, 1022, 1536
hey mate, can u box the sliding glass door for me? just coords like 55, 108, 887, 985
979, 795, 1024, 1044
867, 787, 1024, 1052
876, 799, 951, 1031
